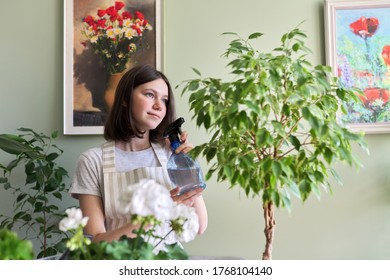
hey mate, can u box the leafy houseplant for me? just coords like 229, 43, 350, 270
0, 228, 35, 260
59, 179, 198, 260
179, 27, 368, 259
0, 128, 69, 258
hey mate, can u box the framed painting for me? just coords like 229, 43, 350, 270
64, 0, 163, 135
325, 0, 390, 134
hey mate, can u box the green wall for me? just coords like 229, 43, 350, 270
1, 0, 389, 259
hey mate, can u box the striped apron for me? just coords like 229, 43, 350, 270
101, 141, 173, 231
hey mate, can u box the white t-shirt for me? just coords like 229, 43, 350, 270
69, 144, 172, 198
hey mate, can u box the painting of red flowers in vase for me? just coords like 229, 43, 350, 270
326, 1, 390, 133
64, 0, 162, 134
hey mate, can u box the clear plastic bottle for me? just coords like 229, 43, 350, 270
164, 118, 206, 195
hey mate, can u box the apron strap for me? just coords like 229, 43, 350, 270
151, 141, 170, 167
102, 141, 116, 173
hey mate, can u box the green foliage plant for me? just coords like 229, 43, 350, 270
179, 27, 368, 259
0, 128, 69, 258
0, 228, 35, 260
63, 235, 188, 260
0, 228, 34, 260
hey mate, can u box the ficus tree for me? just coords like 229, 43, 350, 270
179, 27, 368, 260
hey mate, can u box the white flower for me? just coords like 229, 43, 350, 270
148, 205, 199, 254
85, 26, 94, 37
90, 36, 98, 43
149, 222, 178, 254
59, 207, 89, 232
123, 19, 132, 28
145, 23, 153, 31
119, 179, 199, 255
120, 179, 175, 221
107, 29, 116, 39
124, 28, 137, 39
113, 27, 122, 36
171, 204, 199, 243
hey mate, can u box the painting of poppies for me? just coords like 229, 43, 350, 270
325, 0, 390, 133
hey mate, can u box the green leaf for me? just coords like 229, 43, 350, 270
248, 32, 263, 40
280, 188, 292, 212
289, 135, 301, 151
188, 81, 199, 91
46, 153, 59, 162
0, 135, 37, 157
205, 147, 217, 162
244, 100, 260, 114
223, 165, 233, 180
299, 180, 311, 201
261, 157, 272, 173
287, 181, 301, 199
191, 67, 201, 76
16, 193, 27, 203
272, 161, 282, 178
221, 31, 238, 36
256, 128, 272, 146
271, 121, 286, 137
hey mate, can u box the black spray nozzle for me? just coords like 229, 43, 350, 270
163, 117, 185, 144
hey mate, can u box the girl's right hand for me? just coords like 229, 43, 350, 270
170, 187, 203, 207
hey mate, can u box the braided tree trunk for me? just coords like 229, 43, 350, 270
262, 201, 275, 260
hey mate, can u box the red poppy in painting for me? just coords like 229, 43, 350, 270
359, 87, 390, 107
382, 45, 390, 66
350, 17, 379, 39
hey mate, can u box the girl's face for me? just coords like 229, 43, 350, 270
131, 78, 169, 131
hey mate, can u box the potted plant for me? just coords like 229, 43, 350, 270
179, 27, 368, 259
58, 179, 198, 260
0, 128, 69, 258
0, 228, 35, 260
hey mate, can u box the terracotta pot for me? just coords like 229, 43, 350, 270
104, 72, 124, 111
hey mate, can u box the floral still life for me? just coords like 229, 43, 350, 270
59, 179, 198, 260
337, 13, 390, 123
80, 1, 153, 74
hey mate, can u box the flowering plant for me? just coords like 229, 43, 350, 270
59, 179, 198, 260
81, 1, 153, 74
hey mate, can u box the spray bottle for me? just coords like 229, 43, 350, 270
163, 117, 206, 195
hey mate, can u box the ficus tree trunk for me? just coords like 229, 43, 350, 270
262, 201, 275, 260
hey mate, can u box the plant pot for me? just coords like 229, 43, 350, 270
104, 72, 125, 111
